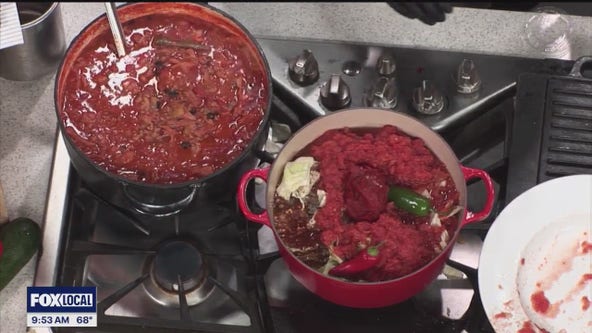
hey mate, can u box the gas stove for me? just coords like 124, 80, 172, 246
257, 37, 540, 132
34, 37, 559, 333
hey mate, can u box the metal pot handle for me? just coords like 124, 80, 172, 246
253, 149, 276, 164
461, 166, 495, 225
121, 183, 199, 216
569, 56, 592, 78
237, 167, 271, 226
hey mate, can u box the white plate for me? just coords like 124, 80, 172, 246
479, 175, 592, 333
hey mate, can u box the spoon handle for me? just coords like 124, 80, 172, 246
104, 2, 127, 57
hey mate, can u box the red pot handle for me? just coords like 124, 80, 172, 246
237, 167, 272, 227
461, 166, 495, 225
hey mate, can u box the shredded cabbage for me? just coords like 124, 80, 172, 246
276, 156, 319, 201
440, 230, 449, 250
317, 189, 327, 208
430, 212, 442, 227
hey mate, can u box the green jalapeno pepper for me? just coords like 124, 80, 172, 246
387, 186, 432, 217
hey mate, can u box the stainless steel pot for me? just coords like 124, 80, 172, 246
0, 2, 66, 81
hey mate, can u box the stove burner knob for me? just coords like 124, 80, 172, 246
412, 80, 445, 115
456, 59, 482, 94
320, 74, 351, 110
288, 49, 319, 86
376, 54, 396, 76
366, 77, 398, 109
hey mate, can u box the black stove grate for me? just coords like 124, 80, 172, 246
51, 93, 308, 333
54, 176, 266, 333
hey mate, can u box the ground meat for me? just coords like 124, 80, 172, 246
274, 125, 460, 282
274, 186, 328, 268
344, 165, 388, 222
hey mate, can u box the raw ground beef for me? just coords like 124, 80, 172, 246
273, 125, 460, 282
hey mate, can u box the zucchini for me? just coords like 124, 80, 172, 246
0, 217, 41, 291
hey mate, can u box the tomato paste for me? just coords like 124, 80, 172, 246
344, 165, 389, 221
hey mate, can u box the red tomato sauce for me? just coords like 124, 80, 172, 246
60, 14, 268, 184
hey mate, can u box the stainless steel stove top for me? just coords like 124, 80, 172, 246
33, 36, 546, 333
257, 37, 537, 131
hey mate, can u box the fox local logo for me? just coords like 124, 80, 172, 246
30, 292, 93, 307
27, 287, 97, 313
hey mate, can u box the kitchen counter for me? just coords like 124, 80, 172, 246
0, 2, 590, 332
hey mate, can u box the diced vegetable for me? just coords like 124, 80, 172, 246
430, 212, 442, 227
317, 189, 327, 208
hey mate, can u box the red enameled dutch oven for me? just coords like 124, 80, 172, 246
237, 108, 495, 308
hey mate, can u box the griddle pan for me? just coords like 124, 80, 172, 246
506, 56, 592, 203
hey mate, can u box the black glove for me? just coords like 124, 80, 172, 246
387, 2, 453, 25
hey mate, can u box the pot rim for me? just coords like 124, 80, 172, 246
53, 2, 273, 189
21, 2, 60, 30
265, 108, 468, 286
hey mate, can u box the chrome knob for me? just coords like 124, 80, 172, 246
456, 59, 481, 94
320, 74, 351, 110
366, 77, 398, 109
288, 49, 319, 86
376, 54, 396, 76
412, 80, 445, 115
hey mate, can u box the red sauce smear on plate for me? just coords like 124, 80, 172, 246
582, 296, 590, 311
582, 241, 592, 254
60, 14, 268, 184
531, 290, 550, 314
517, 321, 550, 333
581, 273, 592, 285
517, 321, 536, 333
493, 312, 510, 319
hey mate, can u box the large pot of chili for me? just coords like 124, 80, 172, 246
238, 108, 495, 308
55, 2, 272, 215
